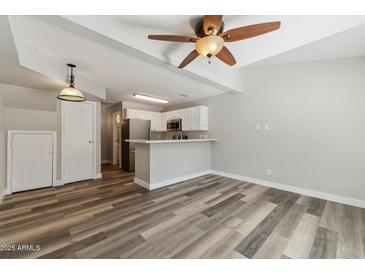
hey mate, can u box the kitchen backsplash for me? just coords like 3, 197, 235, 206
151, 131, 209, 140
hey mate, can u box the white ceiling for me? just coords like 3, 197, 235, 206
0, 16, 64, 92
249, 23, 365, 66
2, 15, 365, 105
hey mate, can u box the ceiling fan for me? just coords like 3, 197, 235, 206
148, 16, 281, 69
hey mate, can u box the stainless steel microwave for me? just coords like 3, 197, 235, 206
167, 119, 181, 131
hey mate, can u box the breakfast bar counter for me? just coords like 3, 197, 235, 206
126, 139, 217, 190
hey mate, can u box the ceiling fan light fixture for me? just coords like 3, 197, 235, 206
57, 64, 86, 102
195, 35, 224, 57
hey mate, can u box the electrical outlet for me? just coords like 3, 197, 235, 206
266, 169, 272, 176
255, 124, 261, 131
264, 124, 270, 130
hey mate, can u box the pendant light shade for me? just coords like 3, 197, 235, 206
57, 64, 86, 102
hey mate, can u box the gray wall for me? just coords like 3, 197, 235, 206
169, 57, 365, 201
0, 91, 5, 194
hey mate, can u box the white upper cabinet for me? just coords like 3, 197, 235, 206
124, 108, 163, 131
165, 110, 181, 120
190, 106, 208, 131
124, 105, 208, 132
124, 108, 139, 119
150, 112, 162, 132
161, 112, 167, 131
181, 108, 191, 131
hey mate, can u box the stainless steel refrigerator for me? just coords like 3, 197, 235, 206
121, 119, 151, 171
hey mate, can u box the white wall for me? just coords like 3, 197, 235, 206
0, 83, 102, 185
171, 57, 365, 202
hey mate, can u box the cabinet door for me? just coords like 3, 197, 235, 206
165, 110, 180, 120
190, 106, 201, 130
181, 108, 191, 131
190, 106, 208, 131
161, 112, 167, 131
11, 133, 53, 192
125, 108, 138, 119
174, 109, 182, 119
151, 112, 162, 131
135, 110, 147, 120
200, 106, 208, 130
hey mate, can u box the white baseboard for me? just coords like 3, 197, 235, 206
53, 179, 64, 187
94, 173, 102, 179
135, 170, 212, 190
134, 178, 150, 190
0, 189, 7, 204
211, 170, 365, 209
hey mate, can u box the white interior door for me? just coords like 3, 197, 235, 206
11, 133, 54, 192
63, 101, 94, 183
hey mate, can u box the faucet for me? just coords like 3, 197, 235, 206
175, 131, 183, 139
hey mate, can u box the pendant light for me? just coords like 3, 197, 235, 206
57, 64, 86, 102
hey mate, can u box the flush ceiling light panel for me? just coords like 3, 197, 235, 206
133, 93, 169, 104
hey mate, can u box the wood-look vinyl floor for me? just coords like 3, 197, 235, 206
0, 165, 364, 259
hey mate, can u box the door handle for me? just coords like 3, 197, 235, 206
89, 140, 93, 143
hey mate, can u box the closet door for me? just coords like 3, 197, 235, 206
11, 132, 54, 192
62, 101, 95, 183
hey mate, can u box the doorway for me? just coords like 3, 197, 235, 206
61, 101, 97, 184
112, 111, 121, 167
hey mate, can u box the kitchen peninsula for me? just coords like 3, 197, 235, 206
126, 139, 217, 190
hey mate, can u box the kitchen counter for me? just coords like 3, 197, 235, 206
126, 139, 217, 144
128, 138, 216, 190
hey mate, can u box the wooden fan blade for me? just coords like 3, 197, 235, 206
216, 47, 236, 66
178, 50, 199, 69
203, 15, 223, 35
148, 35, 196, 42
221, 21, 281, 42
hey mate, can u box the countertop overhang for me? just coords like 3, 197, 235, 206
125, 139, 217, 144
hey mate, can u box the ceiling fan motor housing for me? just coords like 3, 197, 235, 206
194, 19, 225, 38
